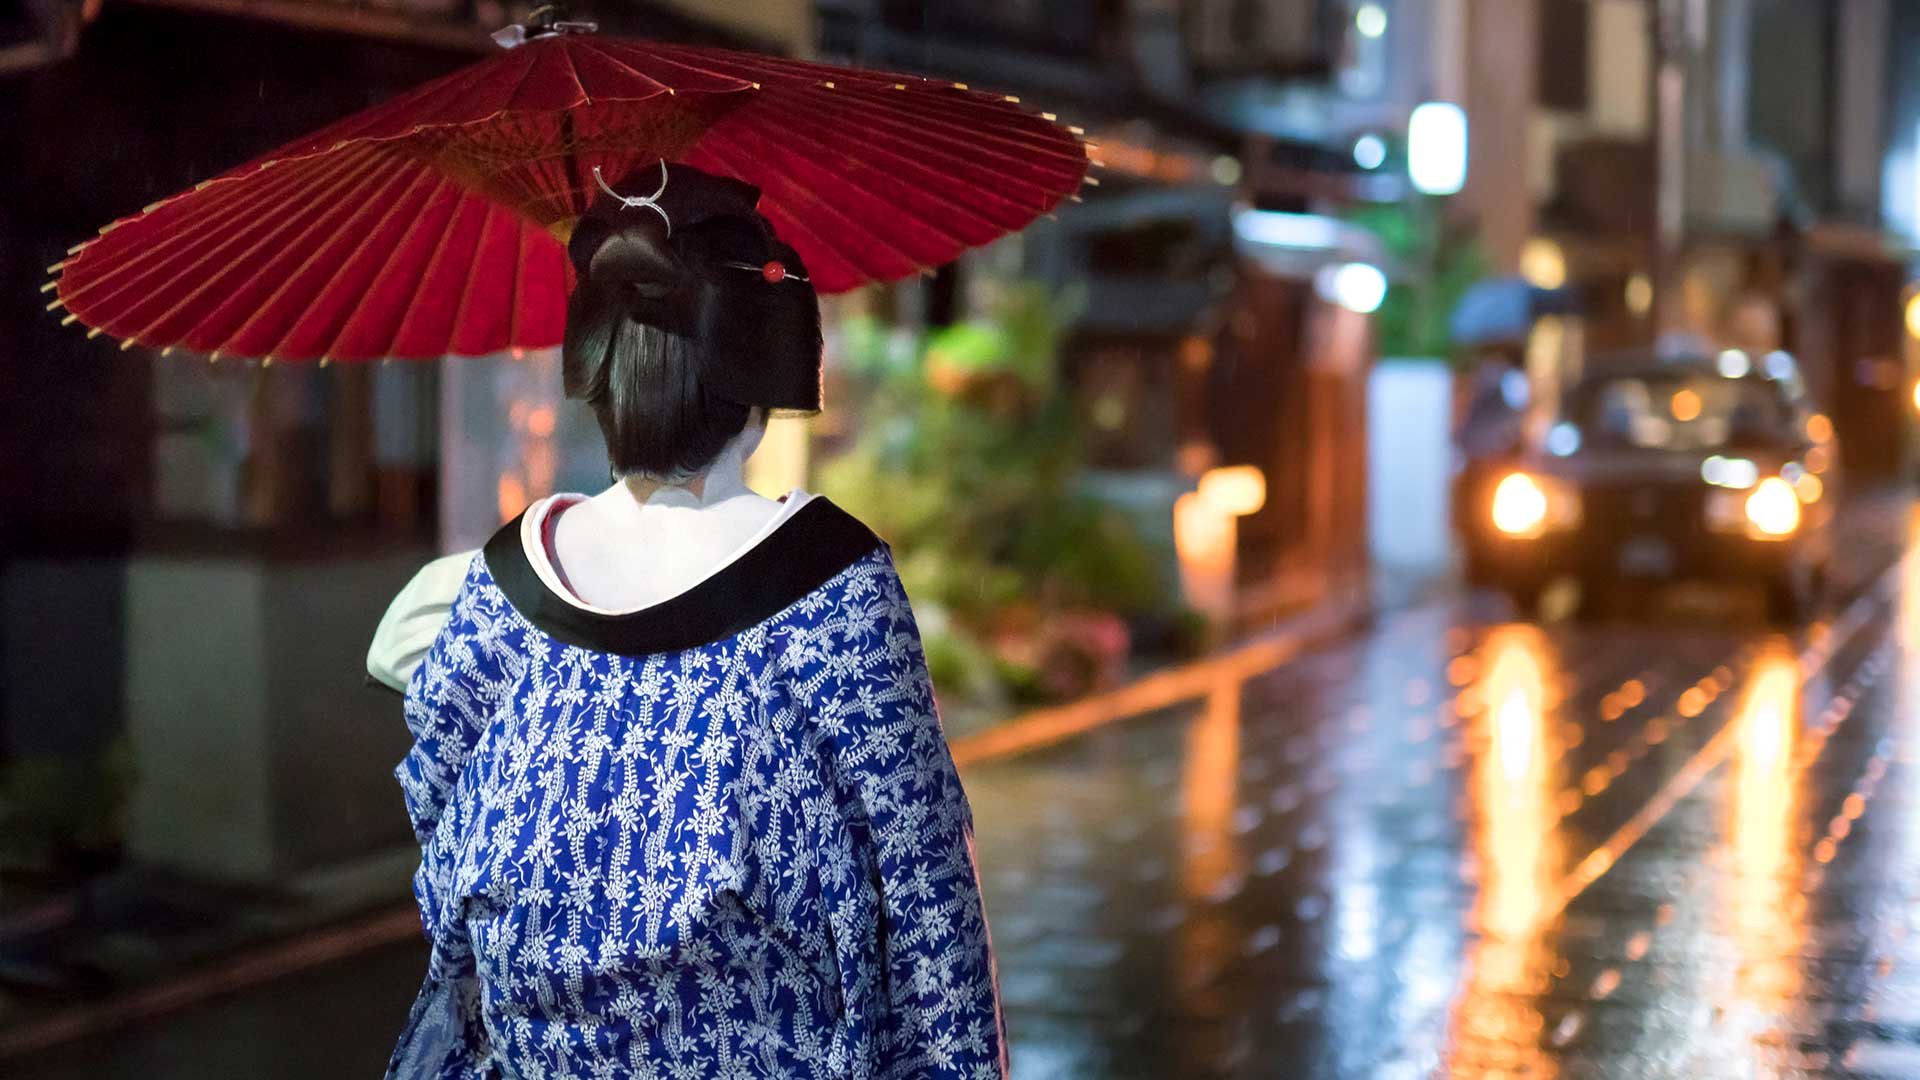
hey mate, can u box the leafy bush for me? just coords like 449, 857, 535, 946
1344, 199, 1488, 362
820, 282, 1175, 703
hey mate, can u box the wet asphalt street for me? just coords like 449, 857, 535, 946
19, 497, 1920, 1079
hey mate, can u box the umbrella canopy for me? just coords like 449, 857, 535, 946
48, 28, 1091, 363
1449, 276, 1581, 348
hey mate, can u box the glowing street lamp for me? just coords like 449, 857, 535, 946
1177, 466, 1270, 630
1315, 262, 1388, 314
1355, 3, 1388, 39
1408, 102, 1468, 196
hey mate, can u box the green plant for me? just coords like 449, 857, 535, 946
820, 282, 1176, 703
1345, 197, 1489, 362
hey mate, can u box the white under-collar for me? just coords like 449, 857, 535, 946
519, 488, 816, 616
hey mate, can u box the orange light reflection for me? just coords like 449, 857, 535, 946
1904, 506, 1920, 651
1724, 648, 1805, 1047
1175, 683, 1244, 1055
1447, 626, 1564, 1073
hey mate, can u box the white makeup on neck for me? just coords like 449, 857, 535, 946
542, 415, 804, 613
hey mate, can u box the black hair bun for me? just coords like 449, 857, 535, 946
561, 161, 823, 478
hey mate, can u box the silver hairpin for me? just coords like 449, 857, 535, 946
592, 161, 672, 236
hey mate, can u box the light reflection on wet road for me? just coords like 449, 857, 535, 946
968, 502, 1920, 1079
17, 500, 1920, 1079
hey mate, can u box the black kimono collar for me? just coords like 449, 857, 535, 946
483, 496, 881, 655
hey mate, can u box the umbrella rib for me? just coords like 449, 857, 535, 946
820, 85, 1090, 165
316, 171, 466, 357
129, 149, 403, 350
380, 191, 478, 359
274, 53, 510, 154
740, 107, 1074, 237
737, 100, 1055, 227
252, 162, 448, 360
714, 116, 973, 251
570, 38, 683, 98
587, 42, 758, 93
442, 201, 501, 359
685, 141, 859, 287
59, 148, 370, 311
697, 135, 920, 282
721, 107, 1059, 276
787, 89, 1089, 173
658, 46, 1087, 161
171, 148, 416, 345
505, 213, 529, 350
387, 47, 542, 138
493, 47, 551, 120
555, 38, 591, 107
747, 93, 1086, 189
648, 44, 916, 89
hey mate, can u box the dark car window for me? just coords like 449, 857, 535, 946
1563, 373, 1796, 451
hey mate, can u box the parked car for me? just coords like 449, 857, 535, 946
1456, 353, 1837, 622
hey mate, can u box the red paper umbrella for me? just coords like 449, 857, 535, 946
48, 26, 1091, 363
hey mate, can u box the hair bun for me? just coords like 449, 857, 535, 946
568, 160, 766, 277
581, 227, 698, 334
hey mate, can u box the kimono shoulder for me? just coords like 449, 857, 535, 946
480, 495, 883, 656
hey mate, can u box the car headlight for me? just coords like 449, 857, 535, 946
1491, 472, 1578, 538
1745, 476, 1800, 537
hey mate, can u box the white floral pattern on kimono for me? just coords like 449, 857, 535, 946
389, 546, 1005, 1079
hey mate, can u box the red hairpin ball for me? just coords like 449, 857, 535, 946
720, 259, 806, 284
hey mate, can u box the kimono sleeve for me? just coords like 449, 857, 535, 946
803, 556, 1007, 1079
367, 550, 476, 693
393, 554, 513, 857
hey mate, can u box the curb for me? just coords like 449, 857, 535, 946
0, 905, 423, 1060
951, 600, 1368, 767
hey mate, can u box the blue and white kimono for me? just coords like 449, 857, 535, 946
377, 497, 1005, 1079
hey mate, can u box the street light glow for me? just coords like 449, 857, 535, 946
1408, 102, 1468, 196
1625, 273, 1653, 317
1317, 262, 1388, 314
1519, 238, 1566, 289
1232, 207, 1343, 249
1198, 465, 1267, 517
1355, 3, 1388, 39
1352, 133, 1388, 170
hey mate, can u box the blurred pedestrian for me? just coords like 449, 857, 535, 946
1455, 343, 1529, 459
367, 162, 1005, 1079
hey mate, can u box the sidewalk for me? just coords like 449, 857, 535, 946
0, 847, 420, 1057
